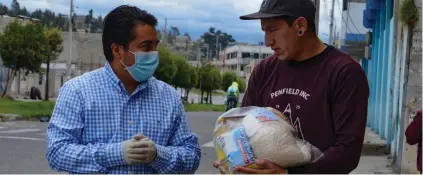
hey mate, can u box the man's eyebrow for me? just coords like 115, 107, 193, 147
262, 26, 272, 31
140, 40, 160, 45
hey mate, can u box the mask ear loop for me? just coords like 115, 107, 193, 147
113, 45, 130, 70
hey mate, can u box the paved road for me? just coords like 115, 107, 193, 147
0, 112, 389, 174
177, 88, 245, 105
0, 112, 223, 174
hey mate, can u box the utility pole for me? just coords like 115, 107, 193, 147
328, 0, 335, 45
333, 25, 337, 46
66, 0, 73, 81
216, 35, 219, 60
163, 17, 167, 45
206, 44, 209, 61
196, 44, 201, 104
315, 0, 320, 34
259, 42, 262, 59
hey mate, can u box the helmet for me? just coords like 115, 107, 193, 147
232, 82, 239, 87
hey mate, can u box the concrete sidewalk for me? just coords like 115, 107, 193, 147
352, 127, 396, 174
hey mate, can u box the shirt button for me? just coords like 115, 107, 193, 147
129, 171, 133, 174
129, 120, 133, 125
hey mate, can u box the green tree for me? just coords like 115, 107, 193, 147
171, 26, 180, 36
85, 9, 94, 33
20, 7, 29, 16
183, 32, 191, 40
236, 77, 246, 93
0, 3, 9, 15
31, 9, 43, 20
41, 9, 56, 26
92, 15, 104, 32
198, 64, 221, 104
184, 66, 198, 102
171, 55, 191, 89
55, 13, 67, 30
221, 71, 238, 91
208, 68, 221, 104
0, 20, 47, 97
198, 64, 213, 104
200, 27, 236, 60
43, 27, 63, 100
154, 44, 177, 84
10, 0, 20, 16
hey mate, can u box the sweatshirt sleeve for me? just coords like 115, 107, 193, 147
288, 63, 370, 174
405, 110, 422, 145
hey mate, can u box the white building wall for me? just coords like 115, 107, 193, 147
340, 2, 368, 40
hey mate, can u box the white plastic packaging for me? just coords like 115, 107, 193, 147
213, 106, 323, 174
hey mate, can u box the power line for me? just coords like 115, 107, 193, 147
335, 0, 361, 42
346, 3, 366, 40
336, 0, 365, 41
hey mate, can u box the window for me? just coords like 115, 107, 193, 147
241, 65, 244, 71
230, 52, 237, 59
242, 52, 250, 58
253, 53, 259, 59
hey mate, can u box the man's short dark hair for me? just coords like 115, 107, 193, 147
102, 5, 158, 62
276, 16, 316, 34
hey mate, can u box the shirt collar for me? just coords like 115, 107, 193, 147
103, 62, 155, 95
104, 62, 121, 89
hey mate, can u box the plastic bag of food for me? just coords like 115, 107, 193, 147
213, 106, 323, 174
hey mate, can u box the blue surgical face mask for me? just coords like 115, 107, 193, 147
120, 50, 159, 82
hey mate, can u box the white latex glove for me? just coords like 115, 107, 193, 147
122, 134, 157, 165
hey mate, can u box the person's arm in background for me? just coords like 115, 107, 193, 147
288, 63, 370, 174
405, 110, 422, 145
46, 82, 126, 173
149, 99, 201, 174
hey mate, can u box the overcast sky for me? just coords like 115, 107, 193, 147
0, 0, 344, 44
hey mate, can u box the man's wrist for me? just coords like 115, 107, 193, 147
149, 144, 171, 168
104, 142, 126, 167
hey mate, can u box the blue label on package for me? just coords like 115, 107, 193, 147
250, 108, 280, 122
217, 127, 255, 170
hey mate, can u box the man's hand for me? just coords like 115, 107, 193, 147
235, 159, 286, 174
213, 159, 287, 174
122, 134, 158, 165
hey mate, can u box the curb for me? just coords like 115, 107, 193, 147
0, 113, 49, 122
0, 113, 25, 122
361, 142, 390, 156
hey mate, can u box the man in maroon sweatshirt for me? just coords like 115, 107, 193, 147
405, 110, 422, 174
213, 0, 370, 174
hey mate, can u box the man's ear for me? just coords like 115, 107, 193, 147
111, 43, 123, 61
295, 17, 308, 36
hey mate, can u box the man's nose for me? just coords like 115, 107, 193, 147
264, 33, 273, 47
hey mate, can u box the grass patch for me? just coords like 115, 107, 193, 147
0, 98, 226, 118
184, 103, 226, 112
0, 98, 55, 118
190, 89, 225, 96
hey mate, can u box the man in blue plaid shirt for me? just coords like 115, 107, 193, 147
46, 5, 201, 174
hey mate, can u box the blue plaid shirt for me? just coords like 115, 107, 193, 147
46, 63, 201, 174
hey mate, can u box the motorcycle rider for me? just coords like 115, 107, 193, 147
226, 82, 239, 111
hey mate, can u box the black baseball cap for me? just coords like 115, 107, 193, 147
240, 0, 316, 22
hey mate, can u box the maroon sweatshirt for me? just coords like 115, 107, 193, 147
242, 45, 370, 174
405, 110, 422, 172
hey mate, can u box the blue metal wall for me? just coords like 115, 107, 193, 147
362, 0, 394, 142
362, 0, 413, 162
